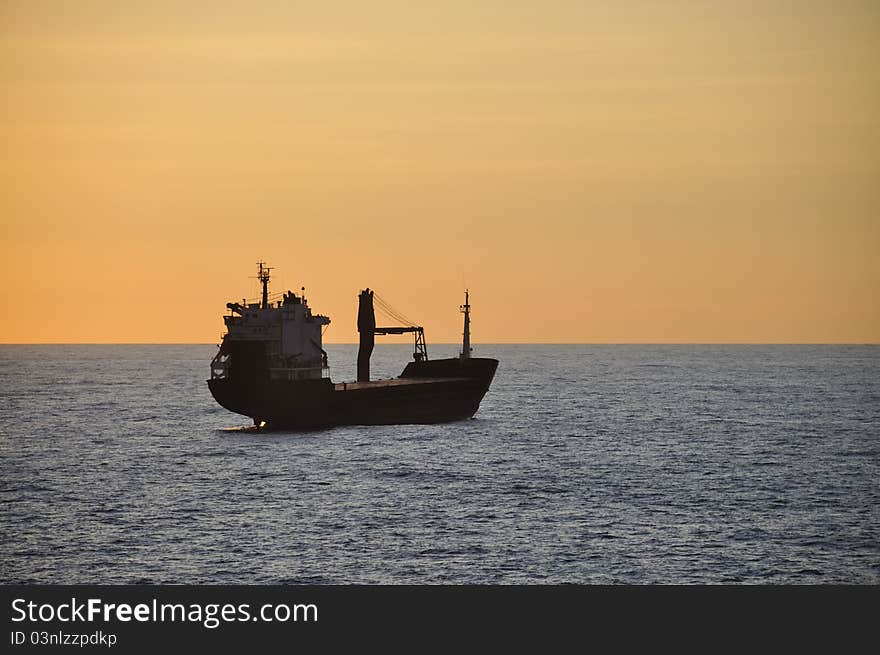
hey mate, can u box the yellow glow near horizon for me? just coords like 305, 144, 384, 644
1, 1, 878, 343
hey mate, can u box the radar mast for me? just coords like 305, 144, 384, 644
460, 290, 471, 360
257, 261, 272, 309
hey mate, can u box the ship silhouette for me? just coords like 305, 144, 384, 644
208, 263, 498, 429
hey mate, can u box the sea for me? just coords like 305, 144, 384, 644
0, 344, 877, 584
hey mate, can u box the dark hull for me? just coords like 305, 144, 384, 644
208, 357, 498, 429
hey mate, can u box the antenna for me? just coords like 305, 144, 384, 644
460, 289, 471, 359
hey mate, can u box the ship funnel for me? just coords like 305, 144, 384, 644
357, 289, 375, 382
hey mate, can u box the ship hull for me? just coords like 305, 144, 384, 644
208, 357, 498, 429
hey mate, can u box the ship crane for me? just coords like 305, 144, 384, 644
374, 325, 428, 362
358, 290, 429, 382
372, 292, 428, 363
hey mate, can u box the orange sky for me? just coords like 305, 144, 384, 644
2, 1, 878, 343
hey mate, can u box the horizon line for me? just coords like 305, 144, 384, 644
1, 342, 878, 346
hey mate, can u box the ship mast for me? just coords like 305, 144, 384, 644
460, 289, 471, 360
257, 261, 272, 309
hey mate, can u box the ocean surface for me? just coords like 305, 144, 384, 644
1, 344, 877, 584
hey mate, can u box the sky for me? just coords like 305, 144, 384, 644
1, 1, 878, 343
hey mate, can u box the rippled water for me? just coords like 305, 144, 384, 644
1, 344, 878, 584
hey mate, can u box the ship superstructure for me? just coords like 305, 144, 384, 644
211, 262, 330, 386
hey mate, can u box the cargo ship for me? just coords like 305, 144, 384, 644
207, 263, 498, 429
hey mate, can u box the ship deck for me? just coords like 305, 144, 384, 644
333, 377, 469, 392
